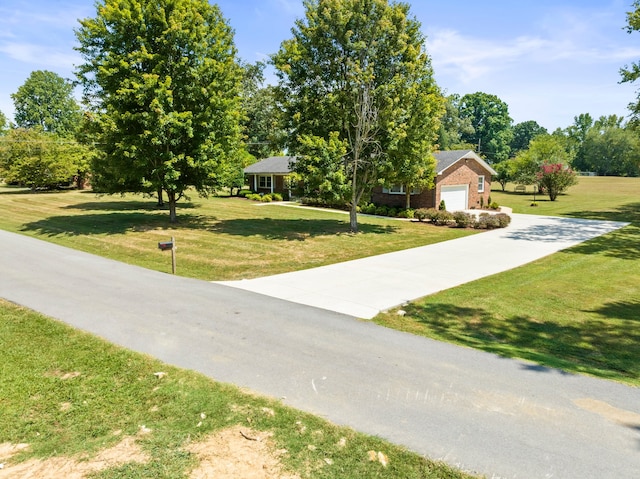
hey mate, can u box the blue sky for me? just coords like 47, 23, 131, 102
1, 0, 639, 132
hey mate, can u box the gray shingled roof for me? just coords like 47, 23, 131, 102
244, 151, 496, 176
434, 150, 497, 176
244, 156, 297, 174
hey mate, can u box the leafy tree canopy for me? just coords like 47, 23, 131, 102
511, 134, 574, 185
0, 128, 87, 189
621, 0, 640, 124
0, 110, 8, 135
241, 61, 286, 160
437, 94, 475, 151
273, 0, 444, 231
11, 70, 81, 137
510, 120, 547, 155
581, 123, 640, 176
75, 0, 243, 222
458, 91, 513, 163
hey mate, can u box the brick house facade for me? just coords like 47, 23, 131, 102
244, 151, 495, 211
371, 150, 496, 211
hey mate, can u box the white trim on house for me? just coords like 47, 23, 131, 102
382, 185, 422, 195
258, 175, 273, 190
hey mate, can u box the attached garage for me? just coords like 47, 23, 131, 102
440, 185, 468, 211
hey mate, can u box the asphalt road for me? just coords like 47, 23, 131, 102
1, 229, 639, 478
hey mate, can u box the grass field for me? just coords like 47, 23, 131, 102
376, 176, 640, 386
0, 299, 473, 478
0, 187, 475, 280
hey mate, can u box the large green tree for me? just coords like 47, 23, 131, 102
437, 93, 475, 151
511, 134, 574, 186
273, 0, 443, 232
241, 62, 285, 160
510, 120, 547, 155
458, 92, 513, 163
621, 0, 640, 125
0, 110, 8, 135
581, 123, 640, 176
0, 128, 86, 189
11, 70, 81, 137
75, 0, 243, 222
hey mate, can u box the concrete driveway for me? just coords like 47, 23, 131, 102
219, 213, 627, 318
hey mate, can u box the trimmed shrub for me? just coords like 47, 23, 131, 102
362, 203, 377, 215
387, 207, 399, 217
433, 210, 454, 226
398, 208, 415, 219
415, 208, 429, 221
438, 199, 446, 211
260, 194, 273, 202
238, 189, 253, 197
452, 211, 474, 228
246, 193, 261, 201
375, 205, 389, 216
272, 193, 283, 202
489, 201, 500, 210
495, 213, 511, 228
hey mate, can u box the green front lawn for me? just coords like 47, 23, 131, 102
0, 187, 475, 280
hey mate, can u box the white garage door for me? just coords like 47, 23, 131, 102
440, 185, 468, 211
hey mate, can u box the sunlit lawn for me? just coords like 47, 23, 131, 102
0, 187, 476, 280
376, 176, 640, 386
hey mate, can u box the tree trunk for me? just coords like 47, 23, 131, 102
168, 190, 177, 222
157, 186, 165, 207
405, 189, 411, 210
349, 176, 359, 233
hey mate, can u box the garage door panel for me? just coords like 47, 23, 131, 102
440, 185, 468, 211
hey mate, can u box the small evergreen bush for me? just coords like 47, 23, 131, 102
438, 199, 446, 210
272, 193, 283, 201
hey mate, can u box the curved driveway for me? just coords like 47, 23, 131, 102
1, 214, 638, 479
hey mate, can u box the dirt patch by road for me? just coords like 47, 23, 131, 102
0, 426, 299, 479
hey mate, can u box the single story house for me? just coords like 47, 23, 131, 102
371, 150, 497, 211
244, 156, 297, 195
244, 150, 496, 210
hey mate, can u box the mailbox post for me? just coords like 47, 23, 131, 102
158, 237, 176, 274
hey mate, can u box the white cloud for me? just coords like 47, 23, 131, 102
0, 41, 80, 71
271, 0, 304, 17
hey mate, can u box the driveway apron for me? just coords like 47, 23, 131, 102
1, 214, 638, 479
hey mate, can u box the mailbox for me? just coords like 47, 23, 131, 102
158, 241, 174, 251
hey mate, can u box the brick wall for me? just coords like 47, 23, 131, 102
436, 159, 492, 209
371, 158, 493, 209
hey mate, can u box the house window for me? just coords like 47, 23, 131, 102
383, 185, 422, 195
477, 175, 485, 193
258, 175, 272, 189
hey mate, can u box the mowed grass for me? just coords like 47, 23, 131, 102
0, 187, 475, 280
0, 299, 475, 479
376, 176, 640, 386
